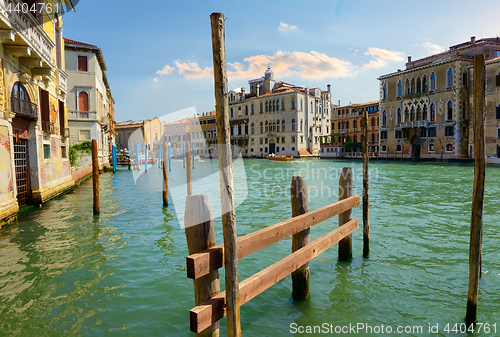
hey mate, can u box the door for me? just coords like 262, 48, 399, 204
269, 143, 275, 154
14, 139, 30, 206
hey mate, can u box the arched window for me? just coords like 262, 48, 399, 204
410, 107, 415, 121
230, 107, 233, 117
282, 119, 285, 132
410, 78, 415, 94
78, 91, 89, 111
416, 77, 422, 93
291, 98, 296, 109
281, 99, 285, 110
353, 135, 357, 142
260, 103, 263, 113
272, 120, 276, 132
423, 105, 428, 120
371, 117, 375, 127
430, 103, 436, 121
382, 110, 387, 126
291, 118, 296, 131
381, 145, 387, 152
300, 119, 303, 132
265, 120, 268, 132
416, 106, 421, 120
277, 100, 280, 111
461, 101, 466, 120
428, 143, 435, 152
273, 100, 276, 111
346, 121, 349, 130
405, 79, 410, 95
251, 123, 254, 134
430, 72, 436, 90
397, 80, 402, 97
447, 68, 454, 87
300, 99, 303, 110
396, 144, 402, 152
382, 83, 388, 99
251, 104, 254, 114
276, 119, 280, 132
260, 122, 263, 133
245, 105, 248, 115
397, 108, 402, 124
11, 82, 33, 117
446, 143, 453, 152
338, 122, 341, 130
422, 75, 427, 92
353, 120, 357, 129
447, 101, 453, 120
265, 101, 268, 112
360, 119, 363, 128
371, 133, 375, 142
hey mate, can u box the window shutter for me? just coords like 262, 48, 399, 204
78, 56, 88, 72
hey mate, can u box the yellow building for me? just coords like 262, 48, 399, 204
0, 1, 74, 224
190, 110, 217, 157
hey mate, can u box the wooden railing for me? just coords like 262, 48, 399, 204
184, 168, 360, 334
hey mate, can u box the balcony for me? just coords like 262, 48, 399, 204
399, 120, 429, 128
42, 121, 54, 134
11, 96, 37, 119
56, 69, 68, 94
0, 0, 55, 68
68, 111, 97, 121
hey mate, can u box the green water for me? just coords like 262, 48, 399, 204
1, 159, 499, 336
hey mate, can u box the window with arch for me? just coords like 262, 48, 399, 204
276, 119, 280, 132
78, 91, 89, 112
382, 110, 387, 126
405, 79, 410, 95
416, 106, 421, 121
291, 98, 295, 109
346, 121, 349, 130
282, 99, 285, 110
265, 121, 268, 132
11, 81, 35, 117
430, 103, 436, 121
410, 78, 415, 94
265, 101, 268, 112
251, 123, 254, 134
428, 143, 435, 152
251, 104, 254, 114
447, 101, 453, 120
273, 100, 276, 112
300, 99, 303, 110
272, 120, 276, 132
430, 72, 436, 90
353, 135, 357, 142
245, 105, 248, 115
381, 144, 387, 152
360, 119, 363, 128
277, 100, 280, 111
371, 117, 375, 127
338, 122, 341, 130
291, 118, 296, 131
446, 143, 453, 152
300, 119, 303, 132
282, 119, 285, 132
416, 77, 421, 93
447, 68, 454, 87
410, 107, 415, 121
371, 133, 375, 142
382, 83, 388, 99
260, 103, 263, 113
397, 108, 402, 124
423, 105, 428, 120
461, 101, 466, 120
397, 80, 402, 97
230, 107, 233, 118
353, 120, 357, 129
422, 75, 427, 92
396, 144, 402, 152
260, 122, 263, 133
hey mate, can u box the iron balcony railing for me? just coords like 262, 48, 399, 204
42, 121, 55, 134
11, 96, 38, 119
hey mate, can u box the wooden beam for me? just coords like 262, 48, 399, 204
338, 167, 353, 260
190, 218, 359, 333
186, 195, 360, 279
19, 58, 42, 68
211, 12, 241, 337
466, 53, 486, 326
5, 45, 31, 56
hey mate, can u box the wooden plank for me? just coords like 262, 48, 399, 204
338, 167, 353, 260
466, 53, 486, 326
190, 218, 359, 333
290, 176, 309, 299
187, 195, 360, 279
210, 12, 241, 337
91, 139, 99, 215
185, 195, 220, 337
362, 110, 370, 258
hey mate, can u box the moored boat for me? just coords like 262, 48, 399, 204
267, 154, 294, 162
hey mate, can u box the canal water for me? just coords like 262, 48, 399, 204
1, 159, 499, 336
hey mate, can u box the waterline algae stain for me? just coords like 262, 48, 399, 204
0, 159, 499, 336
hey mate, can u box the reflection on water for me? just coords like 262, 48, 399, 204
0, 160, 499, 336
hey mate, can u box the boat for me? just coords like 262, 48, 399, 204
267, 154, 294, 162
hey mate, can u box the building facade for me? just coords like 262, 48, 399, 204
163, 117, 190, 157
64, 38, 112, 167
190, 110, 217, 157
378, 37, 500, 160
1, 1, 74, 223
228, 67, 332, 157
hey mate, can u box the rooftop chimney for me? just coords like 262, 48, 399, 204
338, 100, 340, 106
471, 36, 476, 45
256, 84, 259, 97
407, 56, 412, 63
327, 84, 331, 93
241, 87, 245, 101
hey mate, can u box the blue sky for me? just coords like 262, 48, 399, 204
62, 0, 500, 122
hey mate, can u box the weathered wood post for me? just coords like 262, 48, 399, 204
168, 142, 172, 172
338, 167, 353, 260
466, 53, 486, 326
291, 176, 309, 299
112, 144, 117, 173
183, 142, 186, 168
135, 144, 140, 170
186, 141, 193, 196
92, 139, 99, 215
163, 141, 169, 207
185, 194, 220, 337
158, 144, 162, 168
145, 144, 148, 172
211, 12, 241, 337
362, 110, 370, 258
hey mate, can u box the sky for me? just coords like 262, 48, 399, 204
61, 0, 500, 122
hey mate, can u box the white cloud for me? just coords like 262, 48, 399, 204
278, 22, 298, 32
422, 41, 444, 54
156, 47, 405, 80
362, 47, 404, 69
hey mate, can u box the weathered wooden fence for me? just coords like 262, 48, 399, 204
184, 170, 360, 334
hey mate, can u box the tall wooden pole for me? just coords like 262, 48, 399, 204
466, 53, 486, 326
163, 141, 169, 206
338, 167, 353, 260
362, 110, 370, 257
91, 139, 99, 215
291, 176, 309, 299
185, 194, 220, 337
211, 12, 241, 337
186, 140, 193, 196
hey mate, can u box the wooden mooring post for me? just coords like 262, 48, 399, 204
362, 109, 370, 257
291, 176, 310, 299
183, 142, 186, 168
135, 144, 140, 170
112, 144, 117, 173
338, 167, 353, 260
145, 144, 148, 172
91, 139, 99, 215
211, 12, 241, 337
184, 194, 220, 337
186, 141, 193, 196
163, 141, 169, 207
466, 53, 486, 326
168, 142, 172, 172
